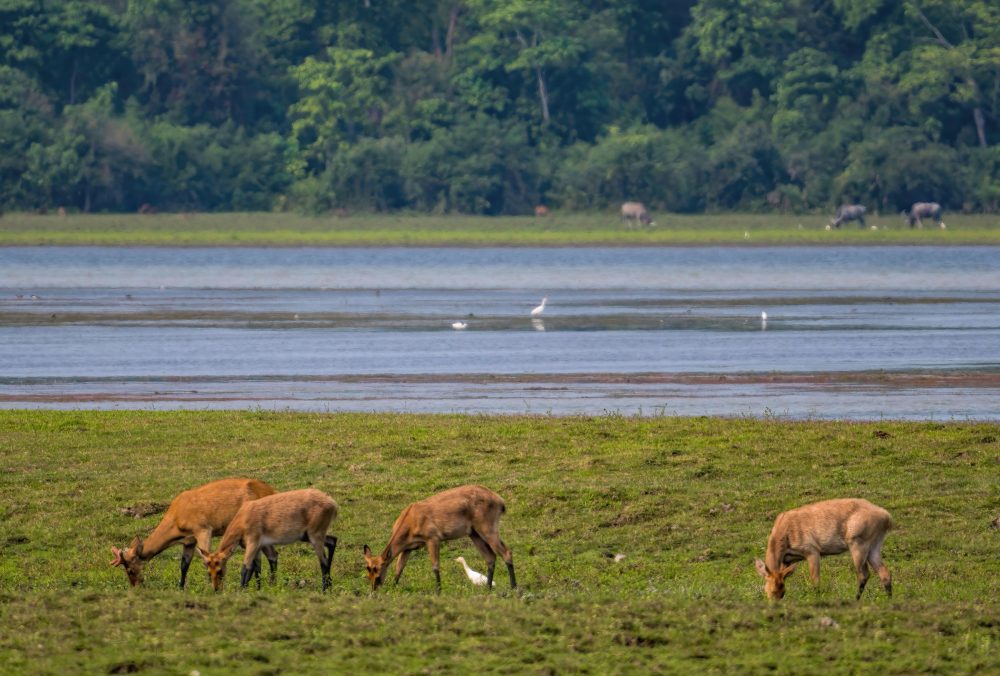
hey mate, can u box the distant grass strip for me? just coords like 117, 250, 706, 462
0, 411, 997, 672
2, 212, 999, 246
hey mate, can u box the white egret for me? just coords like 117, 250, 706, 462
455, 556, 493, 586
531, 296, 548, 316
451, 321, 468, 330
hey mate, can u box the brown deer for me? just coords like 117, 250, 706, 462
363, 484, 516, 594
754, 498, 893, 601
534, 205, 550, 217
198, 488, 338, 591
109, 477, 279, 588
621, 201, 653, 227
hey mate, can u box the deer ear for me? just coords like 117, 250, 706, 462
363, 544, 372, 556
196, 547, 211, 562
110, 546, 123, 567
129, 536, 143, 557
754, 558, 769, 578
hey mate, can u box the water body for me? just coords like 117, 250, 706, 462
2, 246, 999, 419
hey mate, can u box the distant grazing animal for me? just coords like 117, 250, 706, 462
531, 296, 548, 316
754, 498, 893, 601
621, 201, 653, 227
455, 556, 493, 586
363, 484, 516, 594
198, 488, 338, 591
904, 202, 944, 229
534, 205, 550, 217
110, 478, 279, 588
830, 204, 866, 228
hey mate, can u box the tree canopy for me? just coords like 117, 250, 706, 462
1, 0, 997, 214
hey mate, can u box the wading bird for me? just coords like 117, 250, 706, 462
455, 556, 493, 586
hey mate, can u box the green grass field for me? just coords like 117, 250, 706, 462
2, 212, 999, 246
0, 411, 997, 673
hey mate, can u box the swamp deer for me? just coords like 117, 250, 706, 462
904, 202, 944, 229
621, 201, 653, 227
754, 498, 893, 601
110, 477, 279, 588
198, 488, 338, 591
830, 204, 867, 228
363, 484, 516, 594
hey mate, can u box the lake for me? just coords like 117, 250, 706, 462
2, 245, 999, 418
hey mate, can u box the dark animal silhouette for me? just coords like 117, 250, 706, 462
831, 204, 867, 229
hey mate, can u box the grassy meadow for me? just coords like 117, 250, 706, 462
0, 411, 997, 673
2, 211, 1000, 246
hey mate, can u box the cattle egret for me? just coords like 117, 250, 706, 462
455, 556, 493, 586
761, 311, 767, 321
744, 231, 750, 240
531, 296, 548, 316
825, 224, 831, 231
613, 553, 626, 562
940, 222, 947, 230
451, 321, 468, 330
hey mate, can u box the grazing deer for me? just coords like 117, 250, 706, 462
754, 498, 893, 601
534, 205, 550, 217
904, 202, 944, 229
830, 204, 867, 228
621, 201, 653, 227
198, 488, 338, 591
109, 478, 279, 588
363, 484, 516, 594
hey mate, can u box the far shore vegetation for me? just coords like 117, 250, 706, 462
2, 212, 1000, 247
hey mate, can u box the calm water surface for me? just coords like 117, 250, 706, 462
2, 246, 999, 418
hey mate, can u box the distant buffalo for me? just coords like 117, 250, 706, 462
830, 204, 866, 229
621, 201, 654, 227
904, 202, 944, 229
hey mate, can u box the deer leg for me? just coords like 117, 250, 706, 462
806, 553, 821, 586
470, 532, 497, 590
324, 535, 338, 567
241, 543, 262, 589
179, 542, 195, 589
868, 537, 892, 598
426, 540, 442, 594
480, 530, 516, 589
850, 545, 871, 600
305, 534, 331, 591
393, 549, 412, 585
262, 545, 278, 583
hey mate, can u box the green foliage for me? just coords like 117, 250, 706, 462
0, 0, 999, 213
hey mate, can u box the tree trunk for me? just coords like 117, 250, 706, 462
445, 5, 461, 60
535, 66, 550, 125
973, 107, 987, 148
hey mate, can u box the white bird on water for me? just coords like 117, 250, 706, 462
455, 556, 493, 586
531, 296, 548, 316
761, 311, 768, 330
451, 321, 468, 330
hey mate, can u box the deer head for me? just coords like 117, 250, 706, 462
754, 558, 797, 600
109, 537, 146, 587
362, 545, 389, 591
197, 546, 233, 591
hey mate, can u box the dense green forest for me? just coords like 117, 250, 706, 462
1, 0, 998, 215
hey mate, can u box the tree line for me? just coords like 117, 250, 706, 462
1, 0, 997, 215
